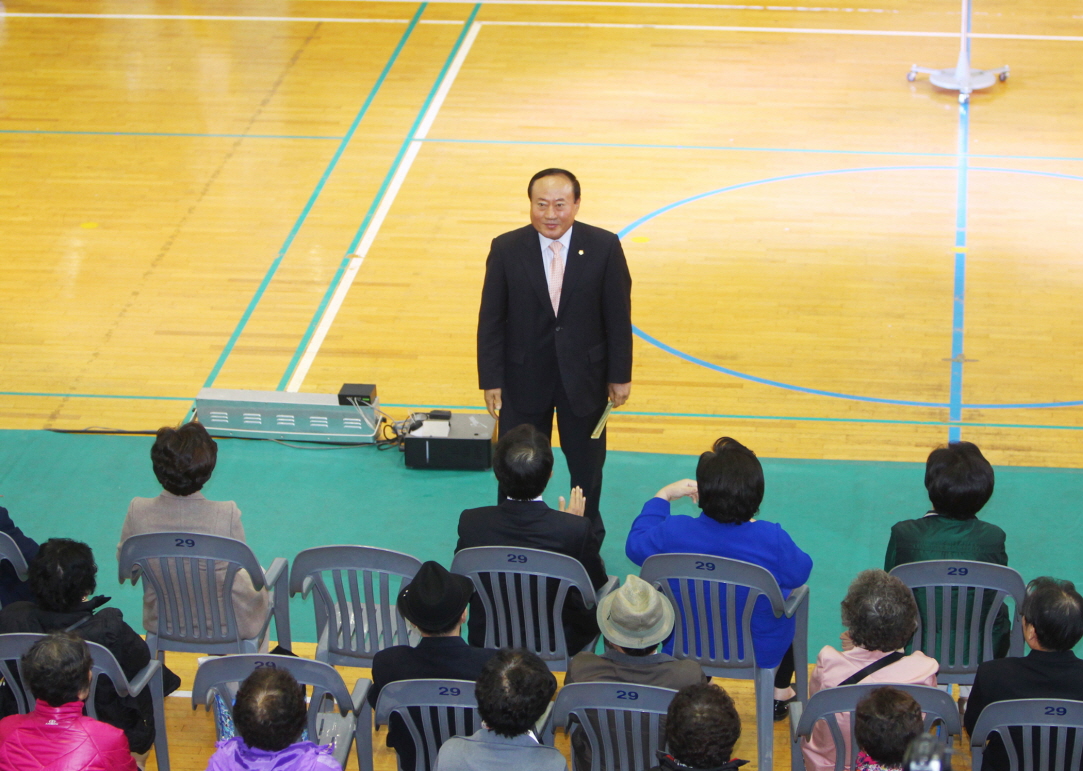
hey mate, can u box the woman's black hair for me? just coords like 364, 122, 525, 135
151, 421, 218, 496
924, 441, 994, 520
695, 437, 764, 524
855, 686, 924, 767
665, 683, 742, 769
28, 538, 97, 613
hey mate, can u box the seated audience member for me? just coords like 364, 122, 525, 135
854, 687, 925, 771
625, 436, 812, 719
963, 576, 1083, 771
565, 573, 707, 770
884, 441, 1010, 660
802, 570, 938, 771
368, 561, 499, 771
456, 424, 608, 655
0, 539, 180, 759
0, 632, 138, 771
0, 504, 37, 606
566, 573, 706, 688
434, 649, 565, 771
649, 683, 746, 771
118, 421, 269, 640
206, 667, 338, 771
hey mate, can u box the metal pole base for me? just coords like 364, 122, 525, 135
908, 64, 1009, 102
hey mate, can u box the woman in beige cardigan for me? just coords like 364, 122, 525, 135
118, 422, 269, 641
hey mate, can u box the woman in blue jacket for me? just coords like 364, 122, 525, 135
626, 437, 812, 719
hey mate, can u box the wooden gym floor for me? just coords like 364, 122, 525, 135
2, 0, 1081, 768
3, 0, 1083, 468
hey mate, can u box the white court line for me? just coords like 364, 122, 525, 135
6, 12, 1081, 40
285, 21, 483, 393
483, 19, 1083, 39
302, 0, 898, 12
0, 12, 462, 23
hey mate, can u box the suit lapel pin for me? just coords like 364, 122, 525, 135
578, 249, 584, 255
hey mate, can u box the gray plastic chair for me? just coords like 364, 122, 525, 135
290, 545, 422, 667
374, 678, 480, 771
450, 546, 617, 671
639, 553, 810, 771
889, 560, 1026, 684
0, 532, 29, 608
118, 531, 292, 771
970, 698, 1083, 771
192, 653, 371, 770
789, 683, 962, 771
0, 633, 165, 764
541, 681, 677, 771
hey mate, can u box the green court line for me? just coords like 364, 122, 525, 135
278, 3, 482, 389
378, 403, 1083, 431
2, 391, 1079, 432
418, 137, 1083, 164
199, 4, 427, 393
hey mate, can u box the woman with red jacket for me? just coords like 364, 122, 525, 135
0, 632, 138, 771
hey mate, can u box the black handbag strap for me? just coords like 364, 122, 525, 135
838, 651, 905, 686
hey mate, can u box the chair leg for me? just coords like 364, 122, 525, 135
754, 667, 775, 771
355, 701, 374, 771
151, 652, 170, 771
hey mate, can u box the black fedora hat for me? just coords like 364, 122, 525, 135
397, 561, 475, 631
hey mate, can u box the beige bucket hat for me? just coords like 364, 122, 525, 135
596, 574, 676, 649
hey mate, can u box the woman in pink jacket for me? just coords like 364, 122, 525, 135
801, 570, 938, 771
0, 632, 138, 771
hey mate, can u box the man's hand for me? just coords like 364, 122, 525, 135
654, 478, 699, 503
608, 382, 631, 408
558, 486, 586, 517
840, 631, 854, 651
483, 388, 502, 420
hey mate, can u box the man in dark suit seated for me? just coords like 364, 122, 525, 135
456, 424, 608, 656
368, 561, 499, 771
964, 576, 1083, 771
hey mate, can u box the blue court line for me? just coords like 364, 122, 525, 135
0, 129, 342, 140
616, 164, 1083, 410
278, 3, 482, 389
201, 3, 427, 391
417, 137, 1083, 164
948, 102, 970, 442
0, 391, 190, 401
378, 404, 1083, 431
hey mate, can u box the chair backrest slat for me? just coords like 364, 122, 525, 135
889, 560, 1026, 684
374, 679, 480, 771
289, 545, 422, 666
119, 534, 268, 648
549, 683, 677, 771
450, 547, 598, 670
971, 699, 1083, 771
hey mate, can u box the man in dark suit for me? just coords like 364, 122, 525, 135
477, 168, 632, 542
964, 576, 1083, 771
456, 424, 609, 656
368, 561, 499, 771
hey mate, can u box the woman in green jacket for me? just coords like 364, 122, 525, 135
884, 441, 1011, 662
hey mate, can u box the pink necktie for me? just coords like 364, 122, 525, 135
548, 241, 564, 315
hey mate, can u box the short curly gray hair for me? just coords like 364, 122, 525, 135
840, 570, 918, 652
